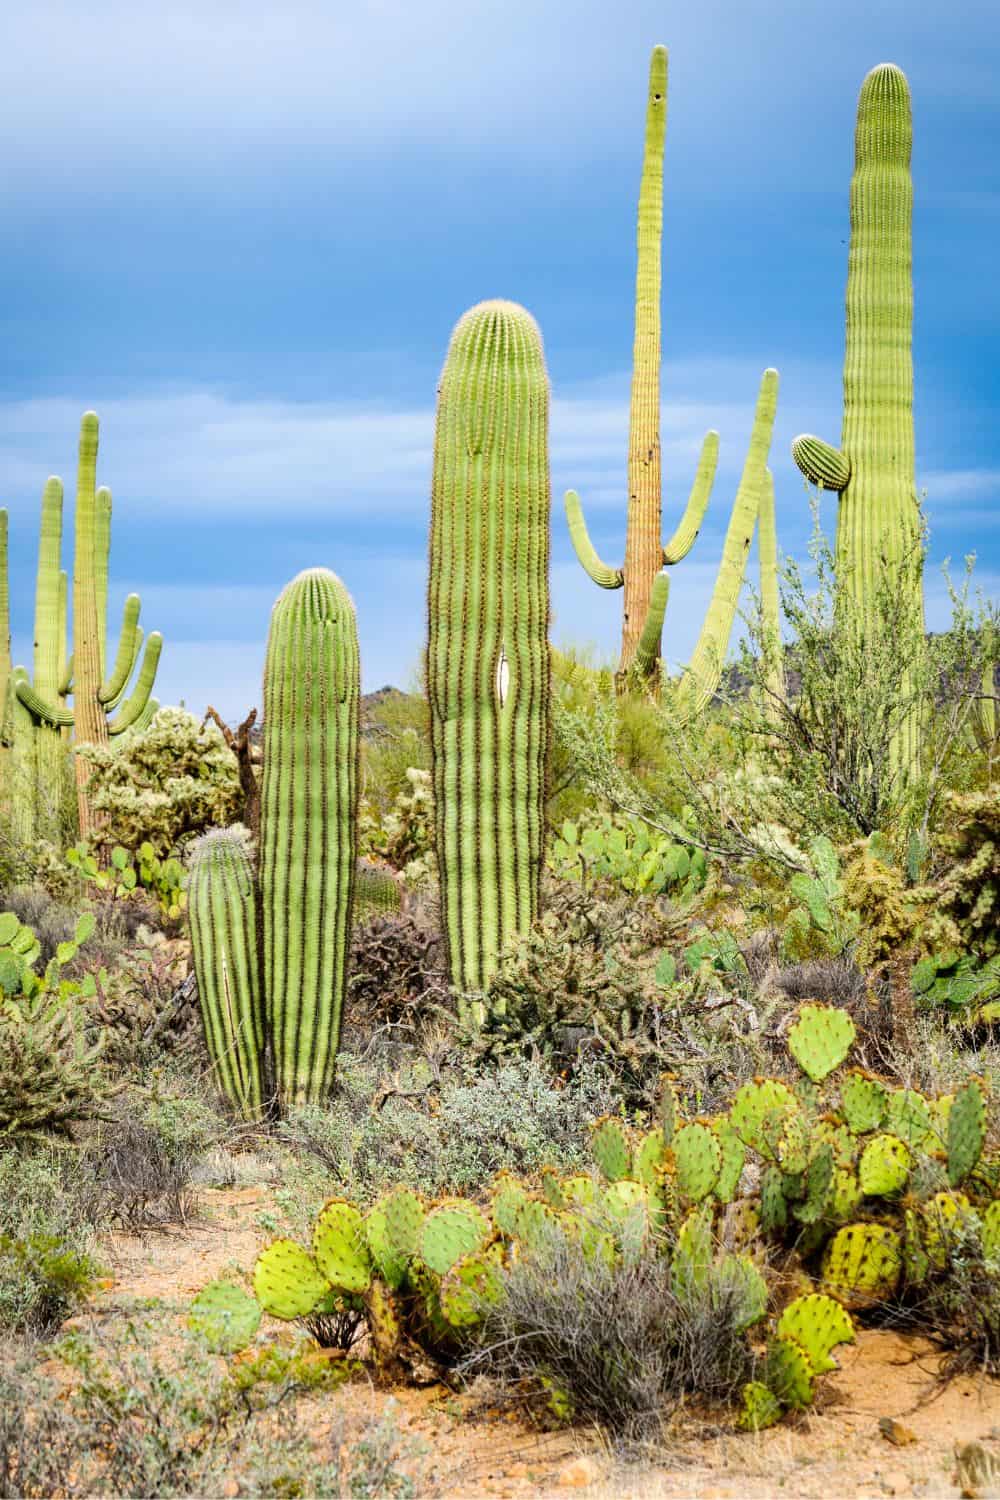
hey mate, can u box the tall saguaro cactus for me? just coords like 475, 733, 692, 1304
260, 568, 360, 1106
11, 413, 163, 837
565, 46, 721, 683
188, 826, 266, 1120
791, 64, 924, 764
427, 300, 551, 1000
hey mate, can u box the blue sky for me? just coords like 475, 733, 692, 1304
2, 0, 998, 717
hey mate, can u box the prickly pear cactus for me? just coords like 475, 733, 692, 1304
591, 1117, 632, 1182
253, 1239, 330, 1320
313, 1199, 372, 1294
948, 1080, 986, 1187
787, 1003, 856, 1083
820, 1222, 902, 1307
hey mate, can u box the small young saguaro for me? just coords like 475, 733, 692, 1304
260, 567, 360, 1105
427, 299, 551, 1004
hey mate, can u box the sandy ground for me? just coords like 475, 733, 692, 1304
83, 1184, 1000, 1500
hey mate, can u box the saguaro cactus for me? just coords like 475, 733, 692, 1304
188, 826, 266, 1120
260, 568, 360, 1106
758, 468, 784, 713
566, 47, 719, 682
11, 413, 163, 836
427, 299, 551, 1000
791, 65, 924, 761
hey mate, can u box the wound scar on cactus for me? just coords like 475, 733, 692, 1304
496, 644, 509, 707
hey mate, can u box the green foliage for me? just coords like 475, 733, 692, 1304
0, 906, 95, 999
0, 1145, 103, 1334
66, 839, 187, 919
0, 1232, 97, 1334
782, 836, 860, 960
75, 707, 238, 856
912, 950, 1000, 1023
549, 813, 707, 899
920, 789, 1000, 961
360, 767, 434, 884
0, 988, 114, 1138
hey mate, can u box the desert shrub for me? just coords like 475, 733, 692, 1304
904, 1215, 1000, 1375
0, 1324, 419, 1500
471, 881, 738, 1103
347, 911, 449, 1037
0, 1146, 101, 1334
90, 931, 200, 1068
74, 706, 241, 857
360, 689, 431, 814
466, 1232, 756, 1445
280, 1054, 615, 1209
0, 885, 79, 964
0, 991, 115, 1140
773, 956, 867, 1009
79, 1118, 197, 1229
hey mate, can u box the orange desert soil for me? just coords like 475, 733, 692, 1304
85, 1185, 1000, 1499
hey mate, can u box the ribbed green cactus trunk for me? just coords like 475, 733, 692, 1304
792, 64, 924, 769
260, 568, 359, 1106
33, 478, 69, 841
72, 413, 108, 835
188, 826, 267, 1120
427, 300, 551, 1003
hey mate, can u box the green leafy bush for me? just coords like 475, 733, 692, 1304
66, 839, 187, 919
549, 813, 707, 899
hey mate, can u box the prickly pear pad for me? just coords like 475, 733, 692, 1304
188, 1281, 262, 1353
765, 1335, 815, 1408
841, 1071, 887, 1135
420, 1201, 491, 1276
313, 1199, 372, 1294
820, 1223, 902, 1306
948, 1080, 986, 1187
254, 1239, 331, 1320
673, 1122, 722, 1203
787, 1003, 856, 1083
729, 1079, 798, 1154
776, 1293, 854, 1374
739, 1380, 783, 1431
591, 1117, 631, 1182
859, 1134, 911, 1197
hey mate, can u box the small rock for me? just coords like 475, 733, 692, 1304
881, 1471, 910, 1496
879, 1417, 918, 1447
557, 1456, 600, 1488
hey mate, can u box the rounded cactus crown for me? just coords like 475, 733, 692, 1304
272, 566, 354, 622
855, 63, 911, 168
647, 44, 667, 106
440, 300, 547, 456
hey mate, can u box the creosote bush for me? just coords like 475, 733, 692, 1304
467, 1231, 757, 1445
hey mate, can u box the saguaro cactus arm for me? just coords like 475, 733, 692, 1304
633, 572, 671, 679
14, 677, 75, 727
792, 435, 851, 493
98, 594, 143, 705
662, 430, 720, 564
108, 631, 163, 734
564, 491, 623, 588
758, 468, 784, 709
674, 368, 779, 721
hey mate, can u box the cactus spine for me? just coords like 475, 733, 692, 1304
11, 413, 163, 838
427, 300, 551, 1000
260, 568, 359, 1105
792, 65, 924, 764
188, 827, 266, 1120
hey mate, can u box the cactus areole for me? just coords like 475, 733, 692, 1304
427, 300, 552, 999
260, 567, 360, 1106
